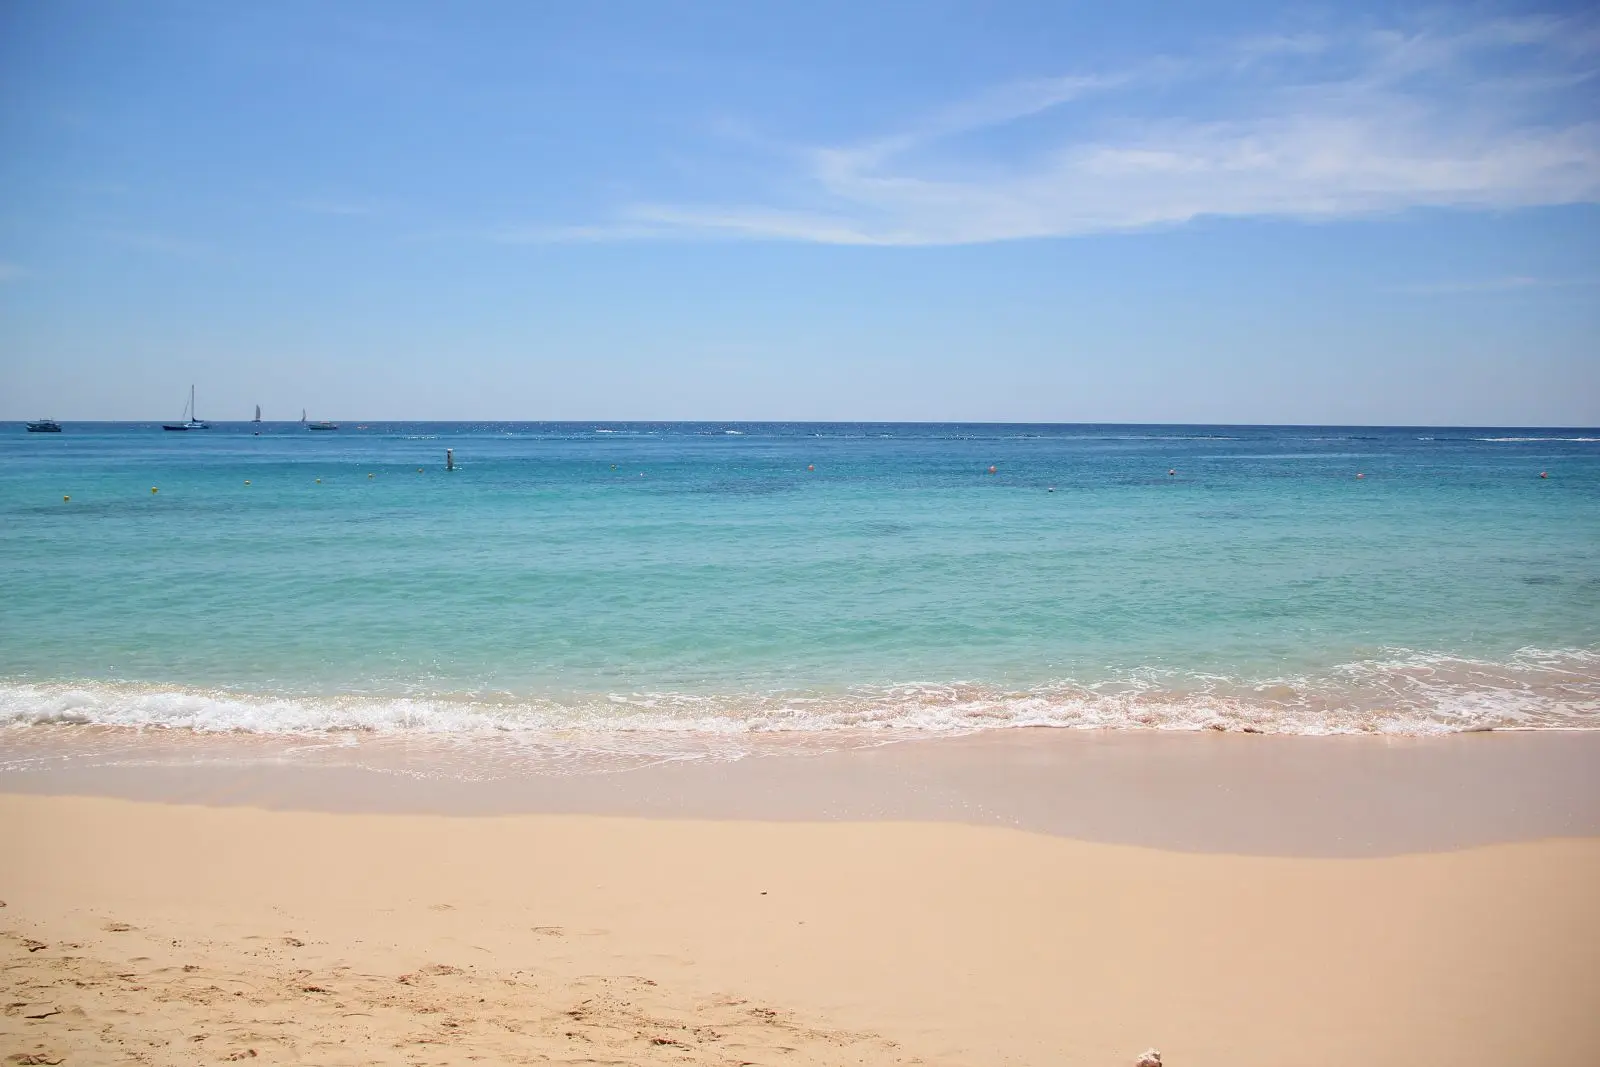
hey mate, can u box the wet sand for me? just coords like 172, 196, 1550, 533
4, 727, 1600, 855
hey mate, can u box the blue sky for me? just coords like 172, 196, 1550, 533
1, 1, 1597, 423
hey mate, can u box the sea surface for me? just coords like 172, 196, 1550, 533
2, 422, 1597, 770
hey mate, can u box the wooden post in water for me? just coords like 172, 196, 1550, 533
446, 448, 455, 471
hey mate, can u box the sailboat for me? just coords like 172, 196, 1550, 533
302, 408, 338, 431
253, 404, 262, 435
162, 385, 210, 431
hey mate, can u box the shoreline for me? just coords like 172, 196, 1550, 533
4, 726, 1599, 855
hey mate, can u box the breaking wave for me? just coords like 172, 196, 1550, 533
3, 648, 1596, 743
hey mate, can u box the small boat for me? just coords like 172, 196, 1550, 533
253, 404, 262, 435
162, 385, 211, 431
301, 409, 338, 431
26, 418, 62, 432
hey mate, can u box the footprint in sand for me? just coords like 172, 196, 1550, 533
102, 922, 135, 933
531, 926, 566, 937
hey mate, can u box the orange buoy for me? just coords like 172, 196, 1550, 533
1540, 471, 1549, 479
987, 465, 996, 474
807, 464, 814, 471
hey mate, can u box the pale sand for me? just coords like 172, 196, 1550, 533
4, 794, 1599, 1066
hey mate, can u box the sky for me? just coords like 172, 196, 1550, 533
1, 0, 1597, 424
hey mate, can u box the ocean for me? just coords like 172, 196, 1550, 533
2, 422, 1597, 767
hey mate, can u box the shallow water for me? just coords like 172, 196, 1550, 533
2, 422, 1597, 754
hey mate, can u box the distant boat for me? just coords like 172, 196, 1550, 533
253, 405, 261, 423
25, 418, 61, 433
162, 385, 210, 431
301, 409, 338, 431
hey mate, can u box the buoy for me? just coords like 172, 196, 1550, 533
244, 480, 251, 486
1168, 469, 1176, 476
1540, 471, 1548, 479
315, 478, 322, 484
151, 487, 158, 494
807, 464, 814, 471
62, 495, 70, 502
417, 467, 424, 473
368, 473, 375, 479
1356, 473, 1365, 479
987, 465, 996, 474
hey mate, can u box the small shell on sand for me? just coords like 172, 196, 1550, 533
1134, 1050, 1162, 1067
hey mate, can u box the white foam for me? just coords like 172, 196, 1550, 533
2, 648, 1596, 745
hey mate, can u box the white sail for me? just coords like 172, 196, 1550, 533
254, 405, 261, 423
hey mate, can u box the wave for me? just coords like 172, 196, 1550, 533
1472, 436, 1600, 443
2, 649, 1595, 744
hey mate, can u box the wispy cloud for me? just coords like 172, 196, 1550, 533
1394, 275, 1600, 295
292, 197, 385, 217
527, 12, 1600, 246
100, 230, 210, 257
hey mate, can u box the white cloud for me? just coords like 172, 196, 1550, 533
545, 12, 1600, 246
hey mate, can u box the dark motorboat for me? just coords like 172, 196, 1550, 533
26, 418, 62, 432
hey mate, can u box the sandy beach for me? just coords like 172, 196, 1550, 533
5, 733, 1600, 1066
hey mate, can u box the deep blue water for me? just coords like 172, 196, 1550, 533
1, 422, 1596, 740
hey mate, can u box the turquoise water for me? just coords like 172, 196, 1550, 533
2, 423, 1597, 743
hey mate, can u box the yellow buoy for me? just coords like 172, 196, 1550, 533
151, 487, 158, 494
63, 495, 70, 502
315, 478, 322, 484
